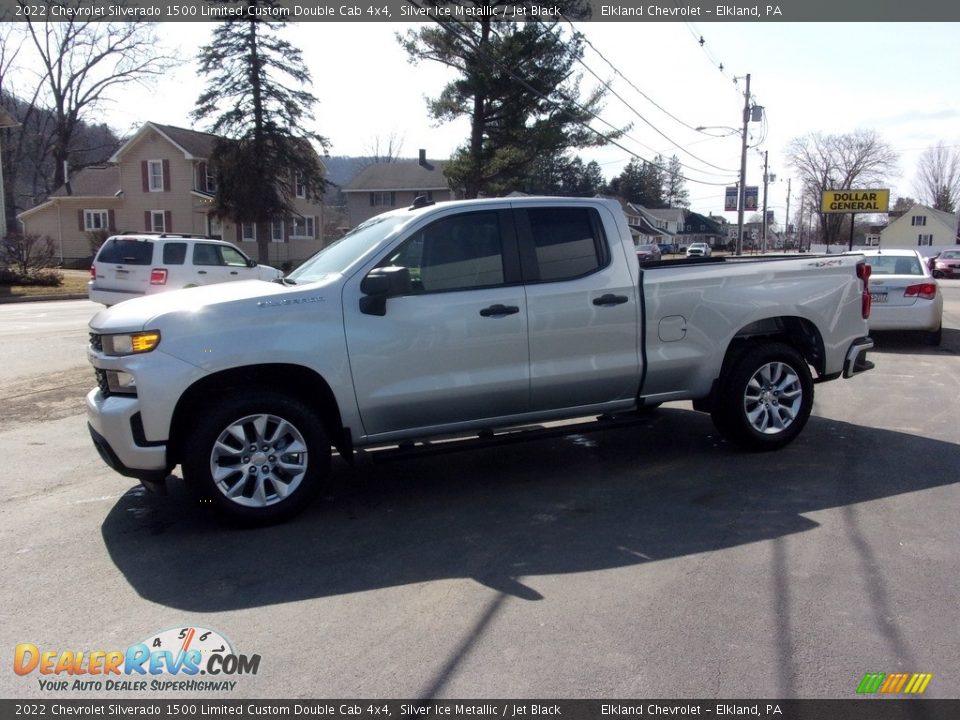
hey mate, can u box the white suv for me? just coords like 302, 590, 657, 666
686, 242, 712, 258
88, 233, 283, 306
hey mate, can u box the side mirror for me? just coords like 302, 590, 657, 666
247, 258, 258, 268
360, 266, 411, 316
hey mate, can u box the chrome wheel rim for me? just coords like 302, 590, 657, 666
743, 361, 803, 435
209, 413, 308, 508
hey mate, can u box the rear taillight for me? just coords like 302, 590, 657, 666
904, 282, 937, 300
856, 261, 871, 319
89, 265, 96, 281
149, 268, 168, 285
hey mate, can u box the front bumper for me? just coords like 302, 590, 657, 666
86, 388, 170, 480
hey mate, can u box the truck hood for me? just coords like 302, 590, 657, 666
89, 278, 338, 334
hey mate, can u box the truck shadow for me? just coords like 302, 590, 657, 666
100, 407, 958, 612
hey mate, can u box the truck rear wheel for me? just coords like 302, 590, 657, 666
183, 389, 330, 524
710, 342, 813, 451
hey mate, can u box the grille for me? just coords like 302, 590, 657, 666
89, 333, 103, 352
94, 368, 111, 397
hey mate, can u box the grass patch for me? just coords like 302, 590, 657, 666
0, 269, 89, 299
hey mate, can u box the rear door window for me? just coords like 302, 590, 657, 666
162, 243, 187, 265
97, 238, 153, 265
520, 207, 607, 282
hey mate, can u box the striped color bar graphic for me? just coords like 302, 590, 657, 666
856, 672, 932, 694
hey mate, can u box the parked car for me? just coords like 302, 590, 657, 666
657, 243, 675, 255
686, 242, 712, 258
87, 197, 873, 523
852, 249, 943, 345
89, 233, 283, 306
636, 243, 662, 264
930, 249, 960, 279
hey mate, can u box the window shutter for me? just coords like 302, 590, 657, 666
236, 224, 242, 243
162, 160, 171, 191
198, 162, 207, 192
164, 211, 172, 232
108, 210, 116, 232
78, 210, 85, 232
369, 192, 374, 207
141, 161, 149, 192
314, 215, 318, 239
144, 211, 151, 231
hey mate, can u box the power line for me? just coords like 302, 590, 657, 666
542, 18, 739, 175
404, 4, 738, 188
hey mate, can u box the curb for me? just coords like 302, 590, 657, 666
0, 293, 90, 304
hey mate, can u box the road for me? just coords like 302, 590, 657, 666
1, 287, 958, 700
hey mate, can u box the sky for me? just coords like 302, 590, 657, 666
6, 20, 960, 227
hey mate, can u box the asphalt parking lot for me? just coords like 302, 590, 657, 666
1, 285, 958, 700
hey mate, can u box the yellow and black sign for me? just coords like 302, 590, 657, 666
821, 189, 890, 213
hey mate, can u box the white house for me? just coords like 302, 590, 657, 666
879, 204, 959, 256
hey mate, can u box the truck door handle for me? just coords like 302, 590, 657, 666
479, 304, 520, 317
593, 294, 628, 306
229, 271, 239, 275
197, 270, 207, 275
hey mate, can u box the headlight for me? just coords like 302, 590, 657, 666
102, 331, 161, 356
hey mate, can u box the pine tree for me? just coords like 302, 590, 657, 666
399, 6, 623, 198
192, 9, 329, 263
662, 155, 690, 208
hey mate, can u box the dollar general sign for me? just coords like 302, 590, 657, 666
821, 189, 890, 213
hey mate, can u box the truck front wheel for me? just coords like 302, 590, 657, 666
710, 343, 813, 451
183, 389, 330, 524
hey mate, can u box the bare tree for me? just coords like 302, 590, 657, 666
913, 142, 960, 213
786, 130, 898, 247
23, 17, 177, 191
365, 131, 406, 165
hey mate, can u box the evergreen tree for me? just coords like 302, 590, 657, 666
399, 6, 623, 198
192, 8, 329, 263
614, 157, 665, 208
662, 155, 690, 208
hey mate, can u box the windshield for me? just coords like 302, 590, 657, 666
940, 250, 960, 259
288, 214, 410, 283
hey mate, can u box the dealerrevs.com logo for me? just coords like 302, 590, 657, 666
13, 627, 260, 693
856, 672, 933, 695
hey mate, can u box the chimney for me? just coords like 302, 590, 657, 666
418, 149, 433, 171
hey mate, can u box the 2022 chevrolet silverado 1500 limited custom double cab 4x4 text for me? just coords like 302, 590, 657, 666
86, 197, 875, 523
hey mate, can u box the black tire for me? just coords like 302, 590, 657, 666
183, 389, 330, 524
924, 325, 942, 346
710, 342, 814, 451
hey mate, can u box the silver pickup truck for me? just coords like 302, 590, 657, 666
86, 197, 874, 523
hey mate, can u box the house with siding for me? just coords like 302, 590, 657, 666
343, 151, 453, 228
18, 122, 326, 267
679, 211, 725, 249
879, 204, 959, 255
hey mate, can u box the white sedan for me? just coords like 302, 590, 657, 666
854, 249, 943, 345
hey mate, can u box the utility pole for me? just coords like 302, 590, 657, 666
760, 150, 769, 253
797, 192, 805, 252
784, 178, 791, 251
736, 73, 751, 257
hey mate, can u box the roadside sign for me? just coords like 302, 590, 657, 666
744, 186, 758, 211
821, 189, 890, 213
